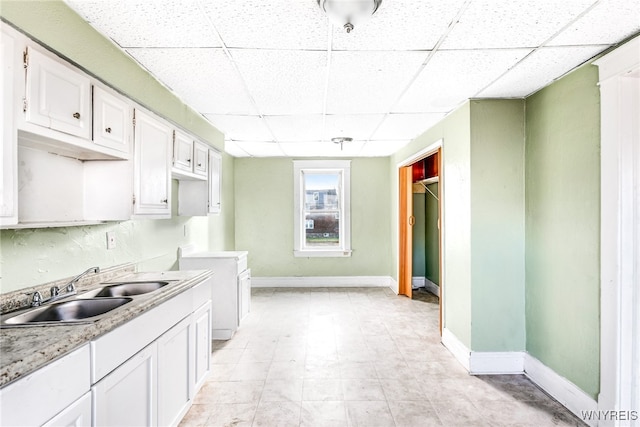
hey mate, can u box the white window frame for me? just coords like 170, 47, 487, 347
293, 160, 351, 258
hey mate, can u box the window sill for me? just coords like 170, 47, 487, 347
294, 250, 352, 258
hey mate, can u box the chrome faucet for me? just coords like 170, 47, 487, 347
30, 266, 100, 307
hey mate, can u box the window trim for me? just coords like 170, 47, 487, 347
293, 160, 351, 258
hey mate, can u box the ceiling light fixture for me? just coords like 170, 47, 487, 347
317, 0, 382, 33
332, 136, 353, 150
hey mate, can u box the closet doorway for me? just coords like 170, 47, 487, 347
398, 142, 443, 333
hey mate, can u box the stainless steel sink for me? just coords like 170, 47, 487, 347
80, 281, 170, 298
1, 298, 132, 326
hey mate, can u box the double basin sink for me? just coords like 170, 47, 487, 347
1, 281, 172, 327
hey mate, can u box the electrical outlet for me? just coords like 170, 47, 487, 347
106, 231, 116, 250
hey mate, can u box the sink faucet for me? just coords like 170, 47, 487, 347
30, 266, 100, 307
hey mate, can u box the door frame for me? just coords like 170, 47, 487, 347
397, 139, 444, 332
594, 37, 639, 422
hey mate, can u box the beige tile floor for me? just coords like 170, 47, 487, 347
180, 287, 586, 427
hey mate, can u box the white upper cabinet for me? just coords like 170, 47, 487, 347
193, 141, 209, 177
93, 85, 131, 155
173, 130, 194, 173
1, 26, 18, 226
133, 109, 172, 218
24, 47, 91, 140
209, 150, 222, 214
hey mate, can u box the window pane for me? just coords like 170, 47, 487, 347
305, 212, 339, 246
304, 173, 340, 211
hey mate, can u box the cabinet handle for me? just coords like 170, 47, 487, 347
161, 199, 168, 204
73, 112, 81, 119
105, 127, 112, 133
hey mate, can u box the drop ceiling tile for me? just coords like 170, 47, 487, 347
204, 115, 273, 141
441, 0, 596, 49
372, 113, 446, 140
127, 48, 256, 115
279, 141, 365, 157
200, 0, 328, 50
65, 0, 221, 47
359, 140, 412, 156
265, 115, 324, 142
548, 0, 640, 46
231, 49, 327, 115
224, 140, 250, 157
326, 51, 428, 114
233, 141, 286, 157
331, 0, 467, 50
324, 114, 385, 140
393, 49, 531, 113
479, 45, 608, 98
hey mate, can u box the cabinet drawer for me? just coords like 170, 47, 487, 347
0, 344, 90, 427
91, 289, 191, 383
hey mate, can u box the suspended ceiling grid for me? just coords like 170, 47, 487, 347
66, 0, 640, 157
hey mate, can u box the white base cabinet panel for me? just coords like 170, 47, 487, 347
43, 392, 91, 427
157, 316, 192, 427
92, 342, 157, 427
193, 301, 212, 395
179, 251, 249, 340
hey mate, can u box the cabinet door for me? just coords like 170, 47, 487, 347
93, 343, 157, 427
1, 27, 18, 225
208, 150, 222, 214
193, 141, 208, 176
133, 109, 172, 217
25, 47, 91, 139
157, 316, 192, 427
42, 392, 91, 427
173, 130, 193, 172
238, 269, 251, 323
193, 301, 211, 394
93, 85, 131, 154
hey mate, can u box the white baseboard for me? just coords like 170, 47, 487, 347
469, 351, 524, 374
251, 276, 393, 288
412, 277, 425, 289
524, 354, 598, 427
441, 327, 470, 371
424, 278, 439, 297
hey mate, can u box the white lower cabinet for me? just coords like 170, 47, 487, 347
0, 277, 212, 427
43, 392, 92, 427
157, 316, 192, 427
193, 301, 212, 394
0, 345, 91, 427
93, 342, 157, 427
239, 269, 251, 323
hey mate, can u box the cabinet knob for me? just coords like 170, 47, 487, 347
161, 199, 168, 204
187, 158, 191, 163
73, 112, 81, 119
197, 163, 202, 167
105, 127, 112, 133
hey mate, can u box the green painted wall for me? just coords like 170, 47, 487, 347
525, 64, 601, 399
392, 103, 472, 348
234, 158, 392, 277
412, 193, 426, 277
0, 1, 235, 293
470, 99, 526, 352
425, 183, 439, 285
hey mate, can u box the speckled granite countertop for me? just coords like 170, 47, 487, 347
0, 267, 214, 388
